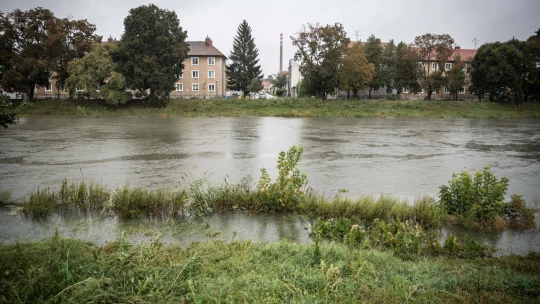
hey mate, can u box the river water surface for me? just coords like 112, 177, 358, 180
1, 117, 539, 254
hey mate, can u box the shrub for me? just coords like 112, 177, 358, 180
257, 145, 308, 212
439, 166, 509, 223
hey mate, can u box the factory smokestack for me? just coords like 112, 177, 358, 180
280, 33, 283, 73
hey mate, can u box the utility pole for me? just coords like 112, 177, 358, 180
280, 33, 283, 73
472, 37, 480, 49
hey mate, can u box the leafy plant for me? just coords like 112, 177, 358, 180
257, 145, 308, 211
439, 166, 509, 223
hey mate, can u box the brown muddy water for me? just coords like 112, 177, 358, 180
1, 117, 539, 255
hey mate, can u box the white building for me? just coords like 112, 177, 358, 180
287, 60, 302, 97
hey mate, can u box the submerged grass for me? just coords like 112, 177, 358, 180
19, 98, 540, 118
0, 236, 538, 303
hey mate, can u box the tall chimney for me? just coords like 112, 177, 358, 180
280, 33, 283, 73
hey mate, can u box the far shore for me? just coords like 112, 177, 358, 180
17, 98, 540, 119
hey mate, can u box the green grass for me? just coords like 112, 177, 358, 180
19, 98, 540, 118
0, 236, 538, 303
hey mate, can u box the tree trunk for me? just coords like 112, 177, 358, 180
347, 91, 350, 100
427, 90, 432, 101
368, 88, 372, 99
27, 82, 35, 101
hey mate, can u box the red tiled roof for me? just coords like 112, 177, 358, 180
186, 41, 226, 57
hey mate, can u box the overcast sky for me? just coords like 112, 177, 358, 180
1, 0, 539, 78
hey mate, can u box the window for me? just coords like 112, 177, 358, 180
192, 84, 199, 91
45, 84, 52, 91
419, 62, 425, 67
536, 62, 540, 68
208, 70, 215, 78
208, 84, 215, 91
176, 83, 183, 91
373, 87, 379, 92
462, 63, 468, 71
191, 57, 199, 65
444, 87, 450, 94
432, 62, 438, 71
459, 87, 465, 94
403, 88, 409, 94
445, 63, 452, 70
179, 71, 183, 79
208, 57, 215, 65
76, 85, 84, 92
192, 70, 199, 78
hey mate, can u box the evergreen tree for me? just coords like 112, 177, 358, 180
227, 20, 263, 96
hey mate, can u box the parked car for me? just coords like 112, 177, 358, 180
258, 92, 266, 99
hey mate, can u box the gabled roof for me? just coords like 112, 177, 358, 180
186, 41, 226, 57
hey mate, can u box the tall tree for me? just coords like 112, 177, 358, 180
113, 4, 188, 107
445, 55, 468, 101
0, 8, 58, 100
339, 44, 374, 98
226, 20, 263, 96
526, 29, 540, 101
470, 39, 533, 103
291, 23, 349, 99
66, 42, 131, 106
394, 42, 422, 94
380, 39, 397, 94
363, 34, 384, 98
247, 78, 263, 94
50, 18, 100, 98
414, 33, 455, 100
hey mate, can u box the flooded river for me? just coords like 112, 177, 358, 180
1, 117, 539, 202
1, 117, 539, 255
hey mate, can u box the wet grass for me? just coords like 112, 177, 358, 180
19, 98, 540, 118
0, 235, 538, 303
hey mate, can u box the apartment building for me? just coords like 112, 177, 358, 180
170, 37, 227, 99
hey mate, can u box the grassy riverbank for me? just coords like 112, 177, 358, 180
19, 98, 540, 118
0, 236, 538, 303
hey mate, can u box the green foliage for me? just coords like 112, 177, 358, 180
66, 43, 131, 106
291, 23, 349, 99
363, 34, 385, 94
275, 88, 286, 97
113, 4, 189, 107
394, 42, 422, 93
246, 77, 263, 94
471, 39, 535, 103
504, 194, 538, 229
0, 96, 29, 128
226, 20, 263, 96
439, 166, 509, 223
257, 145, 308, 211
314, 217, 496, 258
270, 72, 287, 90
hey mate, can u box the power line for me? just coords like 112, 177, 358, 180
472, 37, 480, 49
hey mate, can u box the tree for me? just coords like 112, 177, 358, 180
471, 39, 533, 103
363, 34, 385, 98
339, 44, 374, 98
380, 40, 397, 94
526, 29, 540, 101
291, 23, 349, 99
270, 72, 287, 91
394, 42, 422, 94
414, 34, 455, 100
247, 78, 263, 94
66, 42, 131, 106
226, 20, 263, 96
0, 95, 28, 128
0, 8, 58, 100
445, 55, 467, 101
113, 4, 188, 107
50, 18, 100, 98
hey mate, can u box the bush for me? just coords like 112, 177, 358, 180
439, 166, 509, 223
385, 94, 399, 101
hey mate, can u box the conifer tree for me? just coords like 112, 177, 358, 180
226, 20, 263, 96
